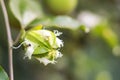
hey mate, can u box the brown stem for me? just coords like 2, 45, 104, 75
0, 0, 14, 80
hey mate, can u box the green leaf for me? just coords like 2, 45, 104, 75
52, 16, 81, 29
29, 18, 51, 27
0, 66, 9, 80
9, 0, 44, 28
29, 16, 82, 30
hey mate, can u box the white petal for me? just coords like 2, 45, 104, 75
37, 58, 56, 66
56, 38, 64, 48
36, 30, 51, 37
55, 51, 63, 58
54, 30, 62, 36
24, 40, 35, 59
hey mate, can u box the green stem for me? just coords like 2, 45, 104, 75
0, 0, 14, 80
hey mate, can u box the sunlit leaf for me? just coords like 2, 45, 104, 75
0, 66, 9, 80
9, 0, 44, 28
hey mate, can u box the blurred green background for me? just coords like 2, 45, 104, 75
1, 0, 120, 80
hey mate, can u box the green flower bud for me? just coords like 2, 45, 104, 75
22, 25, 63, 65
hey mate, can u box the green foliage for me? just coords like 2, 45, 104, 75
0, 66, 9, 80
9, 0, 82, 30
9, 0, 44, 28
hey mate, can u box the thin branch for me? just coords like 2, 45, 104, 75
0, 0, 14, 80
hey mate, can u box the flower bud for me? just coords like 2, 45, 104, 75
22, 25, 63, 65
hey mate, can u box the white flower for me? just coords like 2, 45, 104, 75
23, 28, 63, 66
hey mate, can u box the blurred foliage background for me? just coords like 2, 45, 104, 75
0, 0, 120, 80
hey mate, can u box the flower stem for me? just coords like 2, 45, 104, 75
0, 0, 14, 80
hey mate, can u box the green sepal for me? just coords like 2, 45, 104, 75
26, 31, 51, 48
33, 45, 49, 55
30, 24, 43, 31
32, 52, 48, 58
33, 50, 56, 61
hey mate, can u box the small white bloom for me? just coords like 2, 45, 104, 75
24, 39, 36, 59
55, 51, 63, 58
54, 30, 64, 48
56, 38, 64, 48
37, 58, 56, 66
54, 30, 62, 36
